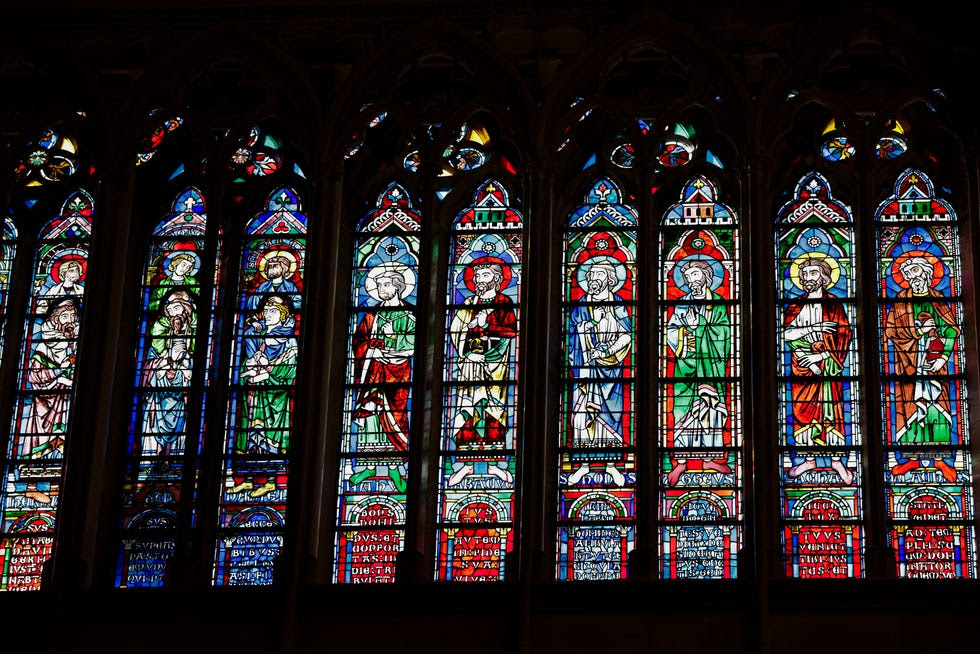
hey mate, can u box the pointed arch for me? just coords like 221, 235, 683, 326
658, 174, 742, 579
558, 177, 638, 580
213, 185, 307, 586
876, 168, 975, 578
0, 189, 94, 590
115, 186, 216, 588
334, 183, 422, 583
775, 172, 864, 578
436, 178, 524, 581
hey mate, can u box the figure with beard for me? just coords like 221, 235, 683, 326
665, 259, 732, 486
248, 254, 301, 312
567, 261, 632, 486
447, 260, 517, 486
229, 295, 299, 498
141, 290, 196, 456
885, 256, 960, 482
349, 268, 415, 491
23, 298, 79, 459
783, 257, 853, 484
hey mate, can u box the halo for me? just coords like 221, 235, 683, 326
258, 248, 299, 279
50, 254, 87, 284
461, 255, 513, 293
575, 255, 628, 295
162, 249, 201, 278
892, 251, 942, 290
788, 251, 841, 291
672, 254, 725, 293
365, 262, 416, 302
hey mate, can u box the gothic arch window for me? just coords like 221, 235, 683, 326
437, 178, 523, 582
775, 172, 864, 578
549, 29, 745, 578
766, 22, 978, 577
202, 120, 309, 586
335, 43, 525, 580
559, 177, 638, 580
111, 110, 309, 587
0, 124, 96, 590
875, 168, 975, 578
116, 186, 215, 588
659, 174, 742, 579
215, 184, 306, 586
335, 182, 421, 583
112, 105, 222, 587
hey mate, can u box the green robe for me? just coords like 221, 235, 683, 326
237, 317, 298, 453
665, 291, 730, 448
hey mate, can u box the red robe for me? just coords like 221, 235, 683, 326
784, 299, 851, 444
352, 309, 412, 451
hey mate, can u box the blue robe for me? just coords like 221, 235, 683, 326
567, 303, 632, 449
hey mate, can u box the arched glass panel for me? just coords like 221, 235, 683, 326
558, 178, 637, 580
0, 217, 17, 365
115, 187, 215, 587
775, 173, 864, 578
0, 191, 93, 590
214, 187, 306, 586
876, 168, 975, 578
659, 175, 742, 578
334, 183, 420, 583
436, 179, 523, 581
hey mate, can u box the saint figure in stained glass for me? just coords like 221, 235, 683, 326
664, 257, 732, 486
567, 257, 632, 486
884, 254, 959, 482
349, 263, 415, 490
23, 298, 80, 460
229, 295, 298, 498
446, 258, 518, 487
335, 183, 418, 583
783, 255, 854, 485
247, 251, 301, 311
140, 289, 196, 456
149, 250, 200, 311
36, 258, 84, 314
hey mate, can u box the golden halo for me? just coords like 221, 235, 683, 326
789, 251, 841, 291
258, 248, 299, 279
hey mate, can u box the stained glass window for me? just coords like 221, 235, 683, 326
819, 120, 856, 163
0, 217, 17, 366
775, 173, 864, 578
436, 179, 522, 582
876, 168, 975, 578
13, 129, 78, 187
214, 187, 306, 586
115, 187, 215, 588
875, 120, 908, 161
659, 175, 742, 579
229, 125, 284, 179
136, 112, 183, 167
0, 191, 93, 590
558, 178, 637, 580
334, 183, 420, 583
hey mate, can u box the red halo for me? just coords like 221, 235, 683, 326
892, 251, 942, 290
462, 255, 512, 293
51, 254, 87, 284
